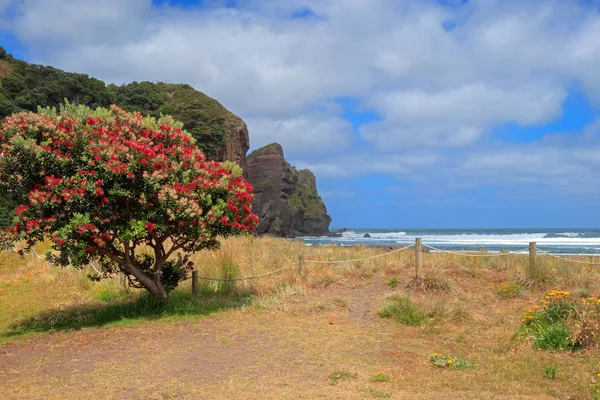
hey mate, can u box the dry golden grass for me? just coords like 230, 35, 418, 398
1, 236, 600, 399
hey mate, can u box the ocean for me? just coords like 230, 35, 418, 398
296, 228, 600, 255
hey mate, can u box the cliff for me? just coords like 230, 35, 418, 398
247, 143, 331, 237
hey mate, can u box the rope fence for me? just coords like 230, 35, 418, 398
7, 238, 600, 296
422, 243, 530, 257
536, 248, 600, 265
304, 243, 415, 264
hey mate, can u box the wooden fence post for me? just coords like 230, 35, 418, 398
192, 270, 199, 297
529, 242, 537, 272
298, 255, 306, 283
415, 238, 423, 281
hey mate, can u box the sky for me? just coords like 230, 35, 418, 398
1, 0, 600, 228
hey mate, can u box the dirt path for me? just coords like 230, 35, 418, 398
0, 275, 565, 400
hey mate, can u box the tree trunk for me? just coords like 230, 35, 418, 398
146, 279, 169, 300
123, 262, 169, 300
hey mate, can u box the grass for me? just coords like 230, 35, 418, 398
2, 237, 600, 399
378, 295, 428, 326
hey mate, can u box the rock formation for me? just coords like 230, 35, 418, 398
247, 143, 331, 237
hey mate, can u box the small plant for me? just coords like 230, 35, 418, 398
328, 370, 357, 385
378, 295, 427, 326
429, 353, 473, 369
370, 372, 390, 383
387, 277, 398, 288
496, 281, 523, 299
542, 364, 558, 380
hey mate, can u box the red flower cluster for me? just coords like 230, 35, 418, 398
0, 105, 258, 261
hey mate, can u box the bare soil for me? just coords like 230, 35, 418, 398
0, 273, 587, 400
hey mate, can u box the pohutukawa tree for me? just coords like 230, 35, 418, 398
0, 103, 258, 299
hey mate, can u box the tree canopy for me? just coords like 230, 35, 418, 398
0, 103, 258, 298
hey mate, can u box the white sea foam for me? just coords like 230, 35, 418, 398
555, 232, 581, 238
312, 231, 600, 248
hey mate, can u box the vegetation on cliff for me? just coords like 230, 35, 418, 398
288, 170, 327, 220
0, 47, 236, 156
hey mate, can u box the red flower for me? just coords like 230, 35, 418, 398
95, 188, 104, 196
178, 221, 185, 227
94, 179, 103, 187
85, 246, 94, 254
15, 205, 29, 216
145, 221, 155, 233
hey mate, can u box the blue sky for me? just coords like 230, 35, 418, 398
1, 0, 600, 228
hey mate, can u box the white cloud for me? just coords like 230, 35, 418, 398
360, 82, 567, 149
246, 114, 354, 156
2, 0, 600, 197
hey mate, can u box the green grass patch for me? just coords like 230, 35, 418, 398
3, 289, 252, 339
378, 295, 427, 326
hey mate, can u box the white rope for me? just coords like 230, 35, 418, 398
88, 262, 104, 275
304, 243, 414, 264
31, 248, 45, 259
197, 262, 298, 281
423, 244, 530, 257
536, 248, 600, 265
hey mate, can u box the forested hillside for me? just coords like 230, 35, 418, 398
0, 47, 235, 155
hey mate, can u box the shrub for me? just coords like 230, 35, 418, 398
517, 290, 600, 351
0, 103, 258, 299
533, 323, 575, 351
